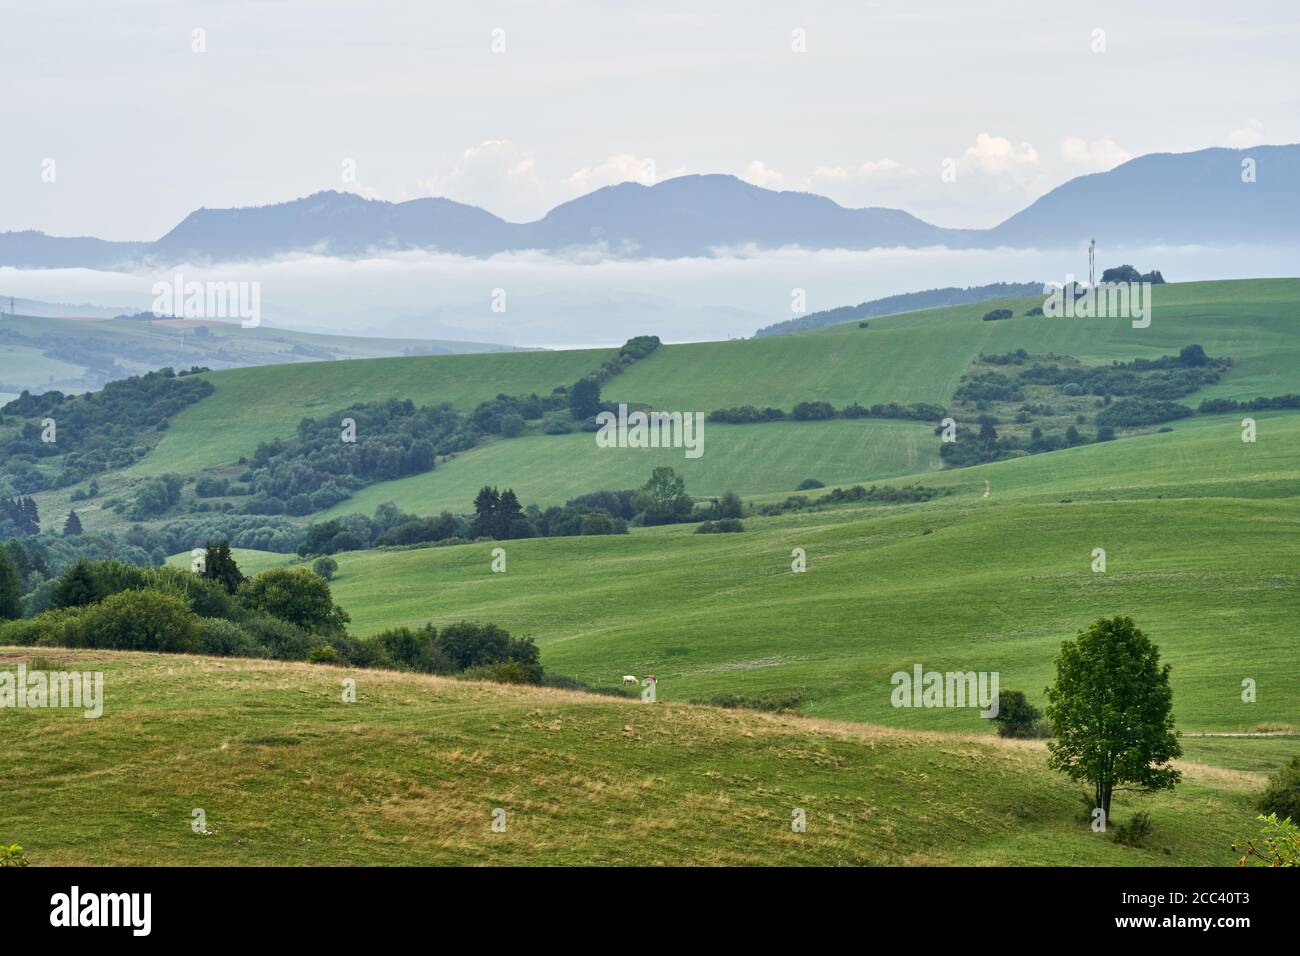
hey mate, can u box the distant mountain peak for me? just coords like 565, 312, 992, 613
3, 143, 1298, 268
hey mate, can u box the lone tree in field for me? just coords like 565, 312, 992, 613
1045, 616, 1181, 825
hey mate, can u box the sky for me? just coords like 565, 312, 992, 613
3, 0, 1298, 241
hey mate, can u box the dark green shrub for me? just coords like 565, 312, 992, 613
143, 566, 237, 619
1258, 757, 1300, 822
372, 624, 442, 673
1096, 398, 1195, 428
791, 401, 836, 421
197, 617, 263, 658
77, 590, 200, 653
313, 557, 338, 580
239, 567, 350, 633
1113, 810, 1154, 847
0, 607, 85, 647
499, 413, 526, 437
991, 690, 1049, 738
578, 512, 624, 536
460, 660, 536, 684
696, 519, 744, 533
238, 612, 316, 660
696, 691, 804, 712
307, 644, 342, 664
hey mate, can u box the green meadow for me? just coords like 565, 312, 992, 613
323, 417, 940, 518
133, 348, 614, 476
119, 278, 1300, 515
323, 494, 1299, 733
8, 278, 1299, 868
0, 650, 1282, 866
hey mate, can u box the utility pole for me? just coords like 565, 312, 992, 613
1088, 238, 1096, 286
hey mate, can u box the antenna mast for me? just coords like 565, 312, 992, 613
1088, 238, 1096, 286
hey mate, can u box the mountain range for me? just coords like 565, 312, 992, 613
3, 145, 1297, 269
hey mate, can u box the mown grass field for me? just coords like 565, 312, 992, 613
746, 409, 1300, 507
323, 417, 941, 518
0, 650, 1282, 866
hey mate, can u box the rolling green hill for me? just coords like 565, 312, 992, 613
747, 409, 1300, 507
0, 311, 524, 404
132, 348, 613, 476
321, 493, 1299, 733
322, 417, 941, 518
0, 649, 1280, 866
113, 278, 1300, 515
7, 277, 1299, 870
608, 278, 1300, 411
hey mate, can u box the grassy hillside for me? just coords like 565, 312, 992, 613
0, 649, 1278, 866
313, 410, 1299, 739
7, 278, 1297, 869
321, 492, 1298, 733
0, 311, 522, 400
323, 418, 941, 518
747, 409, 1300, 507
133, 348, 614, 476
163, 547, 291, 577
117, 278, 1300, 514
609, 278, 1300, 410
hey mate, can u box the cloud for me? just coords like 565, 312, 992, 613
799, 160, 917, 207
961, 132, 1039, 176
420, 139, 547, 214
857, 158, 912, 179
739, 160, 786, 189
422, 143, 673, 217
563, 154, 659, 194
1226, 119, 1266, 149
1060, 136, 1132, 172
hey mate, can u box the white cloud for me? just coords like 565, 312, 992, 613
961, 132, 1039, 176
739, 160, 786, 189
563, 154, 659, 194
420, 139, 547, 215
1227, 119, 1266, 149
803, 159, 915, 198
422, 143, 674, 217
1060, 136, 1132, 172
857, 158, 912, 179
806, 164, 849, 185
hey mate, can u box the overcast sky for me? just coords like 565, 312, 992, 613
2, 0, 1297, 241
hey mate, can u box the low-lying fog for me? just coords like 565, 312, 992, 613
3, 242, 1296, 349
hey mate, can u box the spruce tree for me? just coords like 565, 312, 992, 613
471, 486, 500, 538
0, 548, 22, 620
203, 540, 246, 594
51, 560, 100, 609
